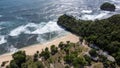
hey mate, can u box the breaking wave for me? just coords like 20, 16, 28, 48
80, 11, 115, 20
9, 21, 63, 36
0, 36, 7, 45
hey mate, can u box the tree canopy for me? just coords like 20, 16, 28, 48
57, 14, 120, 65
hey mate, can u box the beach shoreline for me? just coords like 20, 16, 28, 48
0, 33, 79, 66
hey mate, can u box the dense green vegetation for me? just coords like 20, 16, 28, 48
89, 49, 97, 57
5, 41, 118, 68
5, 41, 93, 68
100, 2, 116, 11
57, 14, 120, 65
6, 51, 44, 68
10, 51, 26, 68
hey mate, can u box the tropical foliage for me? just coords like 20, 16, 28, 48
57, 14, 120, 65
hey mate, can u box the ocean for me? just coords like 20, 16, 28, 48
0, 0, 120, 54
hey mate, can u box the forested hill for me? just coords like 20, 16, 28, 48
57, 14, 120, 65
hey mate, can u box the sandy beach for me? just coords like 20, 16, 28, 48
0, 33, 79, 65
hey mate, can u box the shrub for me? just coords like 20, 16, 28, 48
1, 61, 8, 67
65, 65, 70, 68
11, 51, 26, 67
84, 55, 92, 65
50, 45, 58, 55
33, 53, 39, 62
89, 49, 97, 57
40, 48, 50, 60
73, 56, 87, 67
9, 60, 19, 68
58, 42, 64, 50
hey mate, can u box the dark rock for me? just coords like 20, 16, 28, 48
100, 2, 116, 11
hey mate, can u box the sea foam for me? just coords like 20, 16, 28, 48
111, 0, 120, 3
81, 11, 110, 20
6, 45, 18, 53
9, 23, 44, 36
9, 21, 63, 36
0, 36, 7, 45
32, 21, 63, 34
81, 10, 92, 14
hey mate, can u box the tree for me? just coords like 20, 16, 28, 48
65, 65, 70, 68
12, 51, 26, 67
50, 45, 58, 55
114, 52, 120, 65
64, 54, 75, 64
35, 61, 44, 68
45, 47, 49, 52
89, 49, 97, 57
108, 14, 120, 24
33, 53, 39, 62
57, 14, 120, 65
73, 56, 87, 67
9, 60, 19, 68
99, 55, 107, 62
40, 47, 50, 60
1, 61, 8, 67
84, 55, 92, 65
103, 60, 116, 68
58, 42, 64, 50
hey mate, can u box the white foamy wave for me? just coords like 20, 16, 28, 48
81, 11, 110, 20
111, 0, 120, 3
0, 36, 7, 45
114, 4, 120, 11
116, 5, 120, 9
9, 26, 26, 36
32, 21, 63, 34
7, 45, 18, 53
81, 10, 92, 14
111, 0, 120, 10
9, 23, 42, 36
9, 21, 63, 36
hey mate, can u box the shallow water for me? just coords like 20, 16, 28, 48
0, 0, 120, 54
